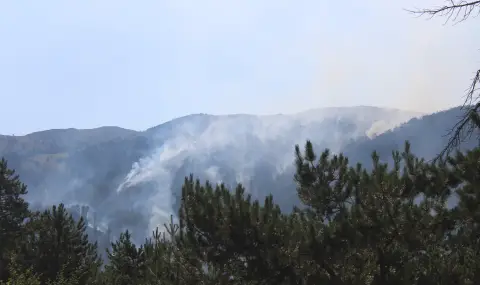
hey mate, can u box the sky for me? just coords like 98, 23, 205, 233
0, 0, 479, 135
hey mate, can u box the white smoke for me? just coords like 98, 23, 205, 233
115, 107, 421, 236
365, 113, 423, 138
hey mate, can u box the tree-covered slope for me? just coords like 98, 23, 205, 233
0, 106, 422, 242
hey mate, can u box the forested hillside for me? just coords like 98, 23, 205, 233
1, 106, 479, 284
2, 0, 480, 282
2, 121, 480, 284
0, 106, 421, 244
344, 107, 479, 166
1, 107, 477, 247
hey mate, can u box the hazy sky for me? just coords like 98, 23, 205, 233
0, 0, 479, 134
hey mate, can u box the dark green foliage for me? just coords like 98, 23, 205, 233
104, 230, 146, 285
179, 177, 295, 284
0, 158, 30, 280
290, 140, 479, 284
15, 204, 101, 285
175, 140, 480, 284
2, 131, 480, 284
0, 256, 41, 285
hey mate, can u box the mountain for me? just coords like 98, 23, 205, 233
0, 126, 138, 155
4, 105, 464, 244
343, 107, 479, 165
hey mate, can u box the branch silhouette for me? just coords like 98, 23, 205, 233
406, 1, 480, 159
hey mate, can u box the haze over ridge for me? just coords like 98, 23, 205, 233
1, 0, 478, 135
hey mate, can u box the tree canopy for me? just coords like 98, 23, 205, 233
1, 136, 480, 284
1, 1, 479, 284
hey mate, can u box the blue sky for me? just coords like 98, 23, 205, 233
0, 0, 479, 134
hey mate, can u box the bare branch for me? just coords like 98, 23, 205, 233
406, 1, 480, 160
406, 1, 480, 24
437, 69, 480, 159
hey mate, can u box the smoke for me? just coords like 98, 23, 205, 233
2, 0, 478, 135
270, 0, 479, 115
365, 117, 423, 139
115, 107, 418, 235
115, 138, 192, 233
9, 0, 471, 240
115, 115, 265, 234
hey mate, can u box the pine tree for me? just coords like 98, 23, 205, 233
292, 140, 480, 284
0, 254, 41, 285
441, 147, 480, 283
16, 203, 101, 285
179, 175, 298, 284
0, 158, 30, 281
141, 219, 204, 284
104, 230, 147, 285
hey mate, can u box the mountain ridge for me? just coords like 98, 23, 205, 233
1, 105, 465, 244
1, 105, 424, 137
